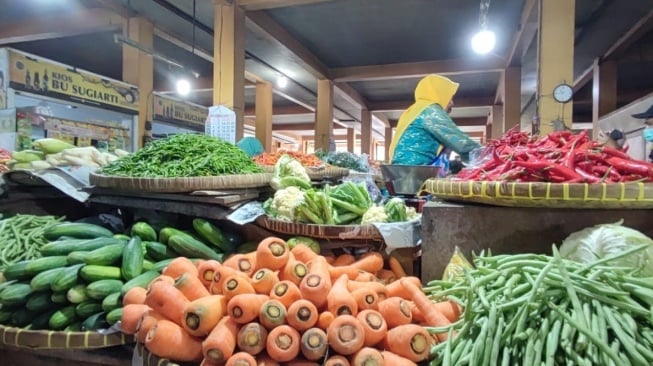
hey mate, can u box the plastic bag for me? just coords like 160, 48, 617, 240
442, 246, 474, 281
342, 174, 382, 203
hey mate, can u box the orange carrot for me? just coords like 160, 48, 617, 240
269, 280, 302, 309
255, 353, 280, 366
200, 357, 220, 366
400, 278, 452, 342
286, 299, 318, 332
324, 254, 337, 265
259, 299, 287, 330
407, 301, 426, 323
354, 272, 377, 282
222, 273, 255, 300
251, 268, 279, 295
145, 319, 203, 362
223, 253, 256, 277
227, 294, 269, 324
376, 269, 397, 284
210, 265, 243, 294
145, 281, 190, 324
255, 237, 290, 271
332, 253, 356, 266
279, 253, 308, 286
299, 256, 332, 309
317, 311, 335, 330
197, 260, 222, 288
347, 280, 388, 300
162, 257, 198, 279
327, 274, 358, 316
147, 275, 175, 291
237, 322, 268, 355
328, 265, 360, 281
380, 351, 418, 366
203, 316, 241, 364
194, 259, 207, 269
290, 244, 318, 263
266, 325, 300, 362
388, 255, 408, 278
326, 314, 364, 356
433, 299, 462, 323
226, 352, 257, 366
351, 347, 384, 366
381, 324, 431, 362
351, 287, 379, 311
121, 304, 151, 335
283, 360, 319, 366
377, 297, 413, 328
183, 295, 227, 337
300, 327, 328, 361
135, 309, 165, 344
123, 286, 147, 306
386, 276, 421, 299
350, 252, 384, 274
324, 355, 350, 366
356, 310, 387, 347
175, 272, 211, 301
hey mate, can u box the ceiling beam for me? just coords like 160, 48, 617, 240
239, 0, 335, 11
244, 105, 313, 116
329, 56, 506, 82
389, 117, 489, 128
272, 123, 317, 131
368, 96, 495, 112
334, 82, 368, 109
303, 134, 361, 141
373, 112, 390, 128
0, 8, 123, 45
506, 0, 538, 67
573, 65, 593, 93
154, 76, 214, 91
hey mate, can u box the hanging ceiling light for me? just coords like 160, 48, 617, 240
176, 78, 191, 96
276, 75, 288, 88
471, 0, 496, 55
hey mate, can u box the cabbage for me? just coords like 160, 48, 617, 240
559, 220, 653, 276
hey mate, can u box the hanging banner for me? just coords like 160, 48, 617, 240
152, 94, 207, 131
0, 49, 8, 110
7, 49, 139, 113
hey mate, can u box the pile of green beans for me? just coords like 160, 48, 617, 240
425, 245, 653, 366
100, 134, 264, 177
0, 214, 64, 269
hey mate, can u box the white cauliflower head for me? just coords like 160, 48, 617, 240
361, 206, 388, 224
269, 186, 305, 221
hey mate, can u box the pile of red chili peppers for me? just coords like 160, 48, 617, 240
455, 128, 653, 183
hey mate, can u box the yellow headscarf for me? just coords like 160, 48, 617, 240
388, 74, 460, 160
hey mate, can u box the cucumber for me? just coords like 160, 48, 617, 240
24, 256, 69, 276
0, 310, 13, 324
236, 242, 258, 254
31, 267, 67, 292
50, 264, 84, 293
51, 292, 68, 304
2, 261, 31, 281
121, 237, 144, 281
26, 291, 54, 312
143, 259, 154, 271
67, 284, 88, 304
86, 280, 123, 300
30, 309, 59, 330
44, 222, 113, 241
82, 312, 108, 331
168, 235, 224, 262
75, 301, 104, 318
12, 308, 36, 327
223, 230, 244, 248
106, 307, 123, 325
193, 218, 235, 253
64, 321, 84, 331
131, 222, 157, 241
49, 305, 77, 330
66, 252, 87, 265
120, 270, 159, 296
113, 234, 131, 240
40, 237, 124, 256
78, 243, 126, 265
102, 292, 122, 312
151, 258, 174, 272
159, 227, 193, 245
144, 241, 178, 261
80, 265, 122, 282
1, 282, 33, 306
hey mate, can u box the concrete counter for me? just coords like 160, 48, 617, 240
420, 201, 653, 283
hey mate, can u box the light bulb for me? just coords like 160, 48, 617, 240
276, 75, 288, 88
176, 78, 191, 96
471, 29, 496, 54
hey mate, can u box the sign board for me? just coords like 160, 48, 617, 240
152, 94, 207, 131
7, 49, 139, 113
206, 105, 236, 144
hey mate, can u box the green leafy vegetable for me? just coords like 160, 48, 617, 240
385, 198, 408, 222
270, 155, 311, 190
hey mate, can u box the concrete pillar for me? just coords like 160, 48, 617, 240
491, 104, 504, 140
347, 128, 355, 153
592, 58, 617, 138
255, 81, 273, 151
360, 109, 372, 156
384, 127, 393, 161
315, 79, 334, 152
504, 66, 521, 131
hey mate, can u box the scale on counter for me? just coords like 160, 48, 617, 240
380, 165, 440, 212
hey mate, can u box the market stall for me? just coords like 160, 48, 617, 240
150, 93, 206, 137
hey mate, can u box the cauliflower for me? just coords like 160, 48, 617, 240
271, 155, 311, 190
406, 206, 419, 220
361, 206, 388, 224
264, 186, 305, 221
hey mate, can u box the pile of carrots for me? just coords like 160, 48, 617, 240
120, 237, 460, 365
253, 151, 325, 168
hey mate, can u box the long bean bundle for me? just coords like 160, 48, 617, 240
100, 134, 263, 177
0, 214, 64, 268
425, 245, 653, 366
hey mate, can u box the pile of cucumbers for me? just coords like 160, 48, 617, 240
0, 217, 247, 332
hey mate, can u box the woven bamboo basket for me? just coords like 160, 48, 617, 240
256, 215, 383, 240
0, 325, 133, 349
89, 172, 273, 193
423, 178, 653, 209
137, 344, 187, 366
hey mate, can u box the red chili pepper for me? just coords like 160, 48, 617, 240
605, 157, 653, 178
602, 146, 632, 160
574, 167, 600, 183
512, 160, 582, 182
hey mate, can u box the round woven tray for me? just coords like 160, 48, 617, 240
0, 325, 133, 349
89, 172, 273, 193
256, 215, 383, 240
423, 178, 653, 209
259, 165, 350, 181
